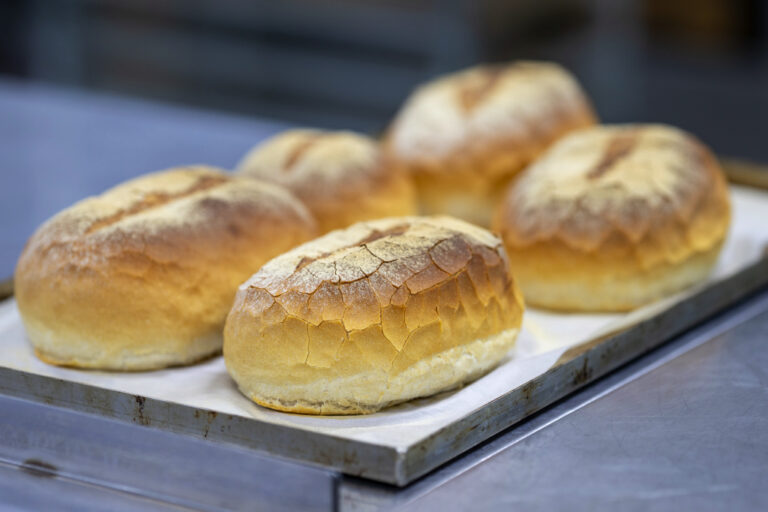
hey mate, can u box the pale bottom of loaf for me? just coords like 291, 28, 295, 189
23, 319, 222, 371
520, 246, 721, 312
238, 327, 519, 415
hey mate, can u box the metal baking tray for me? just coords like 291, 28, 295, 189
1, 163, 767, 486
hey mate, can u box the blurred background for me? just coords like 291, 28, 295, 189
1, 0, 768, 277
1, 0, 767, 157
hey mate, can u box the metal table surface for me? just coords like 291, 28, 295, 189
1, 78, 767, 511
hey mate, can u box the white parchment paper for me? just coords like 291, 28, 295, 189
1, 185, 766, 451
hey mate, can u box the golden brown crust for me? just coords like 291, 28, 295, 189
493, 124, 731, 311
236, 130, 417, 233
223, 216, 524, 415
14, 166, 317, 370
385, 61, 597, 226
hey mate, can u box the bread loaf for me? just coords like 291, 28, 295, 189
493, 124, 731, 311
385, 61, 596, 227
15, 166, 317, 370
224, 216, 524, 414
236, 130, 416, 233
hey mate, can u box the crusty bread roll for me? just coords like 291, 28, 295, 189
236, 130, 417, 233
224, 216, 524, 415
493, 124, 731, 312
15, 166, 317, 370
385, 61, 596, 227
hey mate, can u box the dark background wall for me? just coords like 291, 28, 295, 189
2, 0, 767, 160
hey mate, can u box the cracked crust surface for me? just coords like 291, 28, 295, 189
493, 124, 731, 311
15, 166, 317, 370
385, 61, 596, 226
236, 130, 417, 233
223, 216, 524, 414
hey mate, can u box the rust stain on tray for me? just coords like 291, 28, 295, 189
571, 357, 593, 386
21, 459, 58, 478
134, 395, 149, 426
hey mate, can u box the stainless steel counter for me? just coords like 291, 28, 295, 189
1, 78, 767, 511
